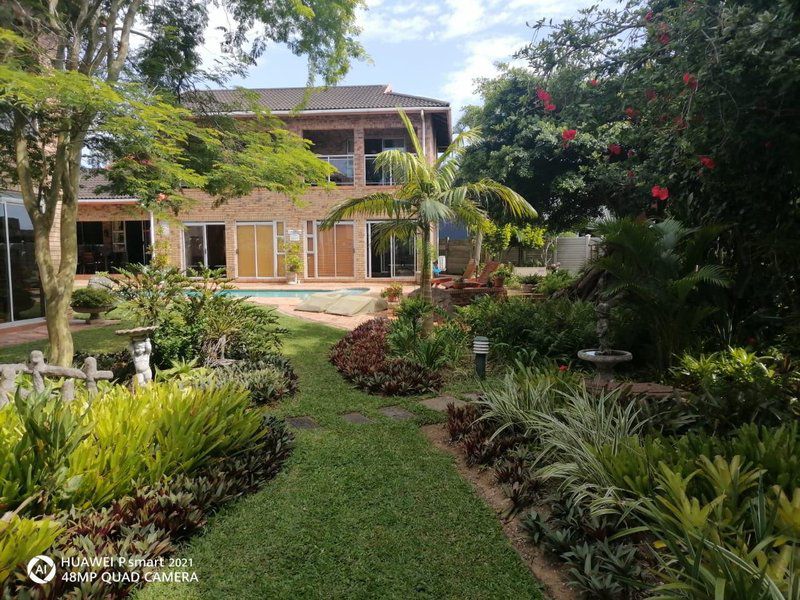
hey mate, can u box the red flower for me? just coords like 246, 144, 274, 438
624, 106, 639, 119
645, 10, 654, 22
699, 155, 716, 169
645, 89, 657, 102
544, 102, 557, 112
673, 116, 687, 130
658, 32, 670, 45
558, 365, 569, 372
536, 88, 552, 103
683, 73, 698, 90
651, 185, 670, 201
588, 78, 599, 87
627, 170, 635, 179
608, 143, 622, 155
562, 129, 577, 141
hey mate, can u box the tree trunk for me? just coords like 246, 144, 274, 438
419, 224, 433, 303
474, 229, 484, 266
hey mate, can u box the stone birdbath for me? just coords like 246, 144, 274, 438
577, 275, 632, 383
116, 326, 157, 387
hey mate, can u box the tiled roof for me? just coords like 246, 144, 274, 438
192, 84, 449, 112
78, 172, 137, 200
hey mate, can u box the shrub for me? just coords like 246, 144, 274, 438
380, 282, 404, 300
536, 269, 575, 296
3, 416, 293, 597
70, 287, 116, 309
460, 296, 596, 363
215, 356, 299, 404
0, 512, 61, 585
673, 347, 799, 432
330, 318, 443, 395
0, 379, 265, 513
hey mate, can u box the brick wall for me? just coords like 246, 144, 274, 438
75, 110, 445, 282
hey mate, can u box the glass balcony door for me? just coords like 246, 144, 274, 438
317, 155, 354, 185
367, 222, 416, 278
183, 223, 226, 272
365, 138, 406, 185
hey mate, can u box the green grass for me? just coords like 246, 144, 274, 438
0, 309, 134, 363
133, 315, 542, 600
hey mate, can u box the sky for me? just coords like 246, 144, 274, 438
202, 0, 597, 122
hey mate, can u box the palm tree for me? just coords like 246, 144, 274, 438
592, 217, 730, 370
320, 110, 536, 302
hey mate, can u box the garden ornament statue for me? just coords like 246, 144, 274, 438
0, 351, 112, 405
116, 326, 157, 387
577, 273, 632, 383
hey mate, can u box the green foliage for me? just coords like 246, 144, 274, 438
594, 217, 729, 370
4, 415, 293, 597
0, 379, 264, 514
112, 262, 188, 326
215, 357, 299, 404
537, 269, 575, 296
459, 296, 595, 364
483, 222, 515, 259
518, 0, 800, 345
284, 241, 304, 274
329, 318, 444, 395
0, 511, 61, 585
673, 347, 799, 432
380, 282, 404, 300
70, 288, 116, 309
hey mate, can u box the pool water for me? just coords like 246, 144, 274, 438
222, 288, 370, 299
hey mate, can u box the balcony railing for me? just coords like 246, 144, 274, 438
318, 154, 354, 185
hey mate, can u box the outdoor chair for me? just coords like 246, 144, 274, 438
432, 259, 477, 288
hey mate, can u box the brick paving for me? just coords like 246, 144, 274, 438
0, 319, 120, 349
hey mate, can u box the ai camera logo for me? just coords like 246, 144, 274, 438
27, 555, 56, 584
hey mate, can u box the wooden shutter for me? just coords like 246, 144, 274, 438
317, 226, 336, 277
334, 223, 354, 277
236, 225, 256, 277
256, 224, 274, 278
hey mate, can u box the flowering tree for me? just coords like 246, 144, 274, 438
0, 1, 362, 365
461, 0, 800, 342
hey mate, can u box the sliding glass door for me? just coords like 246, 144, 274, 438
367, 222, 416, 278
0, 195, 44, 324
183, 223, 226, 272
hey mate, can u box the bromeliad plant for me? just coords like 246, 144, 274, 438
320, 108, 536, 302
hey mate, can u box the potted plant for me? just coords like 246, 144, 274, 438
70, 287, 117, 324
380, 282, 404, 303
284, 242, 303, 285
491, 264, 514, 288
520, 274, 542, 294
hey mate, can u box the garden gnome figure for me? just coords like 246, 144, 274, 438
131, 337, 153, 386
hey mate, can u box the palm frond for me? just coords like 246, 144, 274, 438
319, 193, 411, 229
434, 127, 482, 169
370, 220, 420, 251
397, 108, 425, 157
458, 179, 537, 219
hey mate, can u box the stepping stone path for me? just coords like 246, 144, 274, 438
286, 416, 320, 430
341, 412, 371, 424
420, 395, 465, 413
378, 405, 415, 421
461, 392, 483, 402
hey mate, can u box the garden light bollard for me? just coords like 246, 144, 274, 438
473, 336, 489, 379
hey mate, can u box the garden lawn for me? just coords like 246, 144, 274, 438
0, 310, 134, 363
136, 314, 542, 600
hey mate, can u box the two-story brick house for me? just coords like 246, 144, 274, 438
74, 84, 451, 283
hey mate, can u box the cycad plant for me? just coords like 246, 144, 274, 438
593, 218, 729, 371
321, 110, 536, 301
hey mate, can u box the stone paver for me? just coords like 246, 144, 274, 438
378, 405, 415, 421
341, 412, 371, 424
286, 416, 320, 430
461, 392, 483, 402
420, 395, 465, 413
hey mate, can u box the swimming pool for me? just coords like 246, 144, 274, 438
223, 288, 370, 299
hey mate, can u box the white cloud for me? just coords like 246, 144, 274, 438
441, 35, 528, 116
357, 0, 441, 42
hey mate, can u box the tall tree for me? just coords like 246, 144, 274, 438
321, 110, 536, 302
0, 0, 363, 365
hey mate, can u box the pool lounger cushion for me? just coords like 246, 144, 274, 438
325, 295, 388, 316
295, 292, 344, 313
